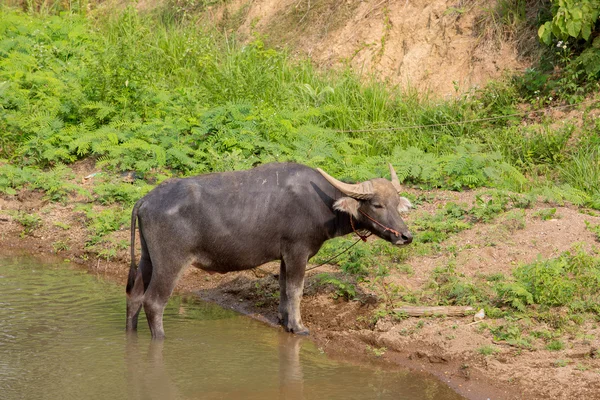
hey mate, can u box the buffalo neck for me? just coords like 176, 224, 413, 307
329, 192, 365, 239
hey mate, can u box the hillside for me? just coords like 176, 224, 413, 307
199, 0, 531, 95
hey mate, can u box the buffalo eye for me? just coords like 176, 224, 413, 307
372, 203, 384, 209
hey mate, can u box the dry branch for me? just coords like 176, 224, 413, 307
394, 306, 474, 317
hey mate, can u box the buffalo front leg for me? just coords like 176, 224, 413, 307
281, 254, 309, 335
278, 260, 288, 326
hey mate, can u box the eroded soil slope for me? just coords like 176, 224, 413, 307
205, 0, 529, 95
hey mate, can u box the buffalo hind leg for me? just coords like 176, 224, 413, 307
281, 253, 309, 335
278, 260, 288, 326
143, 259, 183, 339
126, 255, 153, 332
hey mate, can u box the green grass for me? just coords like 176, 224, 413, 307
12, 212, 42, 236
546, 340, 565, 351
477, 344, 500, 356
0, 5, 597, 196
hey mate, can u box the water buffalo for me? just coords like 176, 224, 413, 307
126, 162, 412, 339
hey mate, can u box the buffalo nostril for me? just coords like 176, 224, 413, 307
402, 233, 412, 244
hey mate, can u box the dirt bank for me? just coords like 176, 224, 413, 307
2, 167, 600, 400
199, 0, 531, 96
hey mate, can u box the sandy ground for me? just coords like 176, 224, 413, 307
2, 170, 600, 400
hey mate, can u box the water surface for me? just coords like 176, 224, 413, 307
0, 257, 463, 400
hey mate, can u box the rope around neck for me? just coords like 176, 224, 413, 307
306, 211, 398, 272
270, 212, 401, 274
305, 237, 363, 272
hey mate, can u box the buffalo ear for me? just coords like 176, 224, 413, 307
333, 197, 360, 218
397, 197, 412, 212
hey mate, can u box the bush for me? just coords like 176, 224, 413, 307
499, 248, 600, 311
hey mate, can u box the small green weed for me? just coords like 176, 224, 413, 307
490, 323, 533, 349
575, 363, 589, 371
546, 340, 565, 351
366, 345, 387, 357
13, 212, 42, 237
477, 345, 500, 356
412, 203, 471, 244
469, 193, 510, 222
316, 273, 357, 301
396, 264, 414, 276
502, 209, 526, 231
52, 240, 70, 253
80, 206, 129, 246
554, 359, 569, 368
585, 221, 600, 242
531, 330, 555, 340
534, 208, 557, 220
53, 221, 71, 230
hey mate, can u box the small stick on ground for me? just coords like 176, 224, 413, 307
394, 306, 474, 317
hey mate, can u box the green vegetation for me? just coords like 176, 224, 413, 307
316, 273, 357, 300
0, 5, 598, 197
554, 359, 570, 367
534, 207, 558, 220
365, 345, 387, 357
477, 345, 500, 356
546, 340, 565, 351
12, 212, 42, 236
52, 240, 70, 253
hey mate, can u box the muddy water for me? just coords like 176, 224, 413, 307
0, 257, 464, 400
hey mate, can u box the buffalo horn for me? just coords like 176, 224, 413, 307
388, 163, 402, 193
316, 168, 374, 200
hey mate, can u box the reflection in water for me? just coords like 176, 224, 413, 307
124, 334, 306, 400
125, 337, 181, 400
279, 335, 304, 400
0, 257, 464, 400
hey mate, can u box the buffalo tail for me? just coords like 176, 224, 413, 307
126, 200, 143, 294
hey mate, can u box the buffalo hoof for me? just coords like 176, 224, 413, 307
285, 325, 309, 335
293, 328, 310, 336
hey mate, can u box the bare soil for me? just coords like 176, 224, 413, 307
203, 0, 530, 96
2, 170, 600, 400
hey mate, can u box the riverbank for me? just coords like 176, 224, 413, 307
2, 169, 599, 400
2, 4, 600, 399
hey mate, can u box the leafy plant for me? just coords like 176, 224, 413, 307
13, 212, 42, 236
52, 240, 70, 253
477, 345, 500, 356
391, 144, 526, 191
513, 248, 600, 309
534, 208, 557, 220
412, 203, 472, 244
554, 359, 569, 367
490, 323, 533, 348
366, 345, 387, 357
546, 340, 565, 351
316, 273, 357, 300
585, 221, 600, 242
495, 282, 534, 312
502, 209, 527, 231
538, 1, 600, 44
